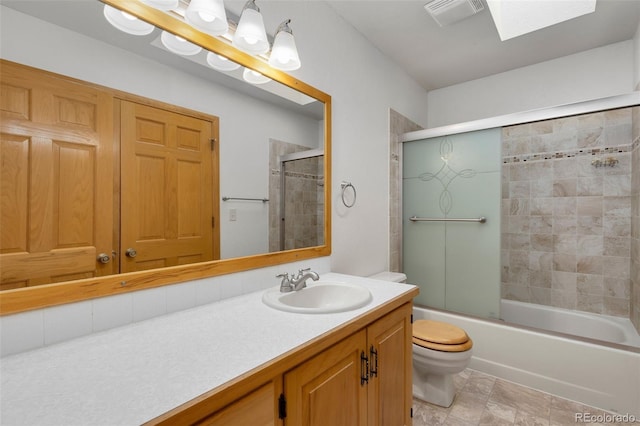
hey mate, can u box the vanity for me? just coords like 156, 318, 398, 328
0, 273, 418, 425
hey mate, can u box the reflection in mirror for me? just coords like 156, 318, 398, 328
269, 144, 324, 252
0, 0, 331, 313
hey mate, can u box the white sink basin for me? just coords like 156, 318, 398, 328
262, 281, 372, 314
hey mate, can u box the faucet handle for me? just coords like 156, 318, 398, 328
277, 273, 293, 292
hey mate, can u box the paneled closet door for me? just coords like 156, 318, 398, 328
0, 62, 114, 289
119, 100, 216, 273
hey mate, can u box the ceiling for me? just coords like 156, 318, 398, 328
325, 0, 640, 91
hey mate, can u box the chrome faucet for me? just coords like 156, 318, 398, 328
277, 268, 320, 292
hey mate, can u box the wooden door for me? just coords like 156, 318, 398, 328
120, 100, 216, 273
284, 331, 368, 426
366, 304, 413, 426
0, 61, 114, 289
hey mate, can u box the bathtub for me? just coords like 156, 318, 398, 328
500, 299, 640, 348
413, 305, 640, 417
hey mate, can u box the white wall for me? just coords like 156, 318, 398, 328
269, 2, 430, 276
427, 40, 635, 127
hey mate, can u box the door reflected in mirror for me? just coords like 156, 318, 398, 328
0, 0, 331, 313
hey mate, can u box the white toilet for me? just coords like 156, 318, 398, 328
368, 272, 473, 408
412, 319, 473, 407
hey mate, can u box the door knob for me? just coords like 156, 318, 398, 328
125, 248, 137, 258
97, 253, 111, 264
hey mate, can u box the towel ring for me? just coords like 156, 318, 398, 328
341, 181, 356, 208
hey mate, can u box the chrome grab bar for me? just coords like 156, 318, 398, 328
222, 196, 269, 202
410, 216, 486, 224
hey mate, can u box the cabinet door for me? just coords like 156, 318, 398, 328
367, 303, 413, 426
284, 330, 367, 426
196, 381, 277, 426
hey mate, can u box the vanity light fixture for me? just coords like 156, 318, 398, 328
104, 0, 302, 71
268, 19, 301, 71
242, 67, 271, 84
103, 4, 155, 36
185, 0, 228, 36
160, 30, 203, 55
206, 51, 241, 71
232, 0, 269, 55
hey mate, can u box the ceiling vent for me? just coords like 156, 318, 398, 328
424, 0, 485, 27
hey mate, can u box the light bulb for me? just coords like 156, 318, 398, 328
103, 4, 155, 36
206, 52, 241, 71
160, 31, 202, 56
232, 1, 269, 55
268, 20, 301, 71
242, 67, 270, 84
198, 11, 216, 23
185, 0, 228, 36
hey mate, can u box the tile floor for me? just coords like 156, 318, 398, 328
412, 369, 634, 425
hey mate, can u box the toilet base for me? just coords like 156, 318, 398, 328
412, 369, 456, 407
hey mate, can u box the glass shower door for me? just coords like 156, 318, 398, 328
403, 128, 501, 319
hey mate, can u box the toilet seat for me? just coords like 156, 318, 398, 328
413, 320, 473, 352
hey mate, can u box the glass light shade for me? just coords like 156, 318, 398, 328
269, 31, 301, 71
206, 52, 241, 71
242, 68, 271, 85
185, 0, 229, 36
160, 31, 202, 56
141, 0, 179, 10
103, 5, 154, 36
232, 7, 269, 55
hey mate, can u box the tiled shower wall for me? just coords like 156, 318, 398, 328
389, 109, 423, 272
632, 106, 640, 332
501, 108, 636, 318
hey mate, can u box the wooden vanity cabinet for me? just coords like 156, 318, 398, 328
284, 330, 368, 425
366, 303, 413, 426
195, 381, 279, 426
150, 302, 414, 426
282, 303, 413, 426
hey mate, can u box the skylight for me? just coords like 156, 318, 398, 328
486, 0, 597, 41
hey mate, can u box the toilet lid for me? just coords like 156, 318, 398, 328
412, 320, 472, 352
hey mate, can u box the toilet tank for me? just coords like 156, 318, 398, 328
368, 271, 407, 283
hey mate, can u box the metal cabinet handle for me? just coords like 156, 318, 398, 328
125, 248, 137, 258
97, 253, 111, 264
370, 345, 378, 377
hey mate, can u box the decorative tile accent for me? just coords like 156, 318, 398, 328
502, 143, 633, 164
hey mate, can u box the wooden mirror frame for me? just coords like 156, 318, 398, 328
0, 0, 331, 315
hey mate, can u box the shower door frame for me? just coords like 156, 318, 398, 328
401, 93, 640, 143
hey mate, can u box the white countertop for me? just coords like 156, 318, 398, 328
0, 273, 416, 425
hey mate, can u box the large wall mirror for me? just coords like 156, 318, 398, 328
0, 0, 331, 314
